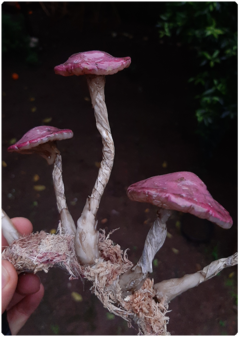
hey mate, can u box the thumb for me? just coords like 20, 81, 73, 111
2, 260, 18, 313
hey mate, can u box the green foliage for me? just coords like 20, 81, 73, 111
2, 13, 39, 65
211, 245, 219, 260
106, 312, 115, 320
157, 2, 237, 144
219, 320, 226, 327
50, 324, 60, 334
224, 279, 234, 287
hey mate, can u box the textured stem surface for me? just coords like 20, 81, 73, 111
154, 252, 238, 303
119, 209, 170, 296
76, 75, 115, 264
52, 153, 76, 235
2, 230, 81, 279
138, 209, 170, 274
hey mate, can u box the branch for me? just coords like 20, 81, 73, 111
154, 252, 238, 303
2, 229, 169, 334
2, 220, 236, 335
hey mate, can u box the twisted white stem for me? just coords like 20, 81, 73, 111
119, 209, 170, 295
52, 154, 76, 236
154, 252, 238, 303
75, 75, 115, 265
138, 209, 170, 274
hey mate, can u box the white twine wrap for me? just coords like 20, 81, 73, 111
138, 209, 171, 274
154, 252, 238, 303
52, 153, 76, 236
76, 75, 115, 265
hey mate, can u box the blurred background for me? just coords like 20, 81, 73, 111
2, 2, 237, 335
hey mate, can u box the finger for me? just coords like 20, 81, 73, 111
2, 218, 33, 249
11, 218, 33, 235
7, 284, 44, 335
17, 273, 41, 295
2, 260, 18, 313
7, 273, 41, 310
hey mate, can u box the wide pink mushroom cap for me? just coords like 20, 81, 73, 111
8, 126, 73, 152
54, 50, 131, 76
127, 171, 233, 229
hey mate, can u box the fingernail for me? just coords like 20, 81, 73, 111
2, 265, 9, 289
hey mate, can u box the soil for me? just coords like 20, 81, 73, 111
2, 4, 237, 335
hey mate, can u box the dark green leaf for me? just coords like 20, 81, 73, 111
202, 88, 215, 96
212, 50, 220, 58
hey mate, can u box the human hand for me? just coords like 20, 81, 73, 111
2, 217, 44, 334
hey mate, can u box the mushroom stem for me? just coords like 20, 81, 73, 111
118, 209, 170, 296
138, 209, 171, 274
52, 153, 76, 235
2, 209, 20, 245
154, 252, 238, 304
75, 75, 114, 265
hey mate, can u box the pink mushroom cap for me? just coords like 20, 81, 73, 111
127, 171, 233, 229
8, 126, 73, 152
54, 50, 131, 76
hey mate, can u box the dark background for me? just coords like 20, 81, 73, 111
2, 2, 237, 335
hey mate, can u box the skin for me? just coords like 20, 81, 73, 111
2, 217, 44, 334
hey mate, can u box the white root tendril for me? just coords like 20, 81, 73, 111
76, 75, 115, 265
154, 252, 238, 303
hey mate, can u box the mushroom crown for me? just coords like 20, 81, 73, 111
54, 50, 131, 76
8, 126, 73, 151
127, 171, 233, 229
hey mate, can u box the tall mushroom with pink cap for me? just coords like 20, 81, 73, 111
7, 126, 76, 236
54, 50, 131, 265
124, 171, 233, 285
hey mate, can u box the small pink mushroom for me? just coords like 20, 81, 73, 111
8, 126, 73, 164
8, 126, 76, 236
54, 50, 131, 265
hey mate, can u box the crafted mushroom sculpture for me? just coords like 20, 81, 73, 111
1, 47, 238, 335
127, 171, 233, 278
54, 50, 131, 265
7, 126, 76, 236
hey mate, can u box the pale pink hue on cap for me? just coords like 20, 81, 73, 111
8, 126, 73, 151
127, 172, 233, 229
54, 50, 131, 76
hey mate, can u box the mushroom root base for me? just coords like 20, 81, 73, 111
2, 229, 169, 335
